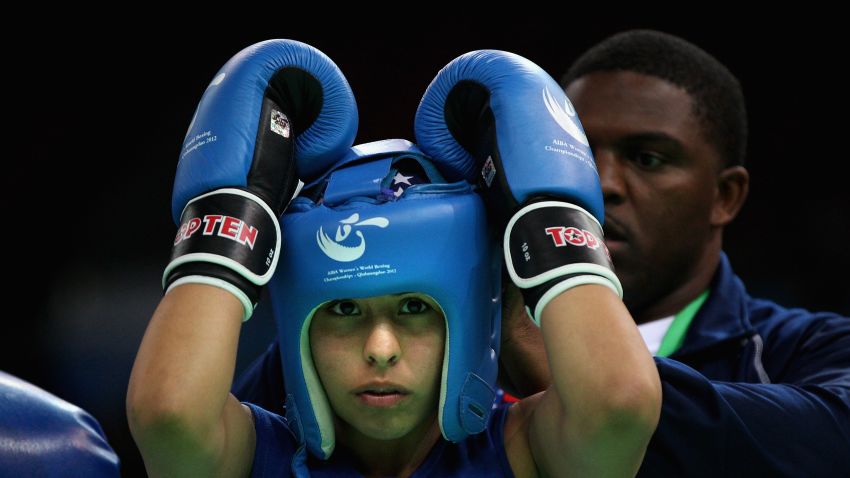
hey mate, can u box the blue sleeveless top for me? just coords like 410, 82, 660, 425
245, 402, 516, 477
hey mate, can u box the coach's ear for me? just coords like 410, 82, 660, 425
711, 166, 749, 226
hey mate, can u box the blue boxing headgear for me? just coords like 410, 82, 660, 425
269, 139, 501, 459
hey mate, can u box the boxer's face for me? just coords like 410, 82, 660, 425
310, 293, 445, 442
566, 71, 725, 319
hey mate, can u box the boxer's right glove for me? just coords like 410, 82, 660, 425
163, 39, 358, 321
415, 50, 621, 325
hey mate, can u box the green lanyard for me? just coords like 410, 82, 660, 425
656, 290, 710, 358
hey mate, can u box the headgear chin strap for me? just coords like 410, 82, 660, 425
269, 139, 501, 459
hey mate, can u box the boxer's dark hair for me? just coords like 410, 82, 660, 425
561, 29, 747, 168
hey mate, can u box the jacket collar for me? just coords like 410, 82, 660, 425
671, 252, 756, 358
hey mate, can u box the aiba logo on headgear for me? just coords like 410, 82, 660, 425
544, 226, 601, 250
317, 213, 389, 262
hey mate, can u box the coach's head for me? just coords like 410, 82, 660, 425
561, 30, 750, 323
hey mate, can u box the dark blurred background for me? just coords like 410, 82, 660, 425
7, 14, 848, 477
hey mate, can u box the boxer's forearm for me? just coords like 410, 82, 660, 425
537, 284, 661, 475
127, 284, 243, 443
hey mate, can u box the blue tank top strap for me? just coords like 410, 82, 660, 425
411, 402, 516, 477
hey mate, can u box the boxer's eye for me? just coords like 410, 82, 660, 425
400, 298, 430, 315
329, 300, 360, 316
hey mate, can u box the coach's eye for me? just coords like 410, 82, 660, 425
330, 300, 360, 316
400, 298, 431, 314
633, 151, 665, 170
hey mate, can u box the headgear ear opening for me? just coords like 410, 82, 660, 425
269, 139, 501, 459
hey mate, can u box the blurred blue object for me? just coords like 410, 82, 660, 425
0, 370, 120, 477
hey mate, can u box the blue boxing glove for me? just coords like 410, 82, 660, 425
415, 50, 621, 325
0, 371, 120, 477
163, 39, 358, 321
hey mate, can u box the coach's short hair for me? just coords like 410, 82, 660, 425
561, 30, 748, 167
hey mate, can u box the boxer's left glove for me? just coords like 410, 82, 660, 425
163, 39, 358, 321
415, 50, 621, 325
